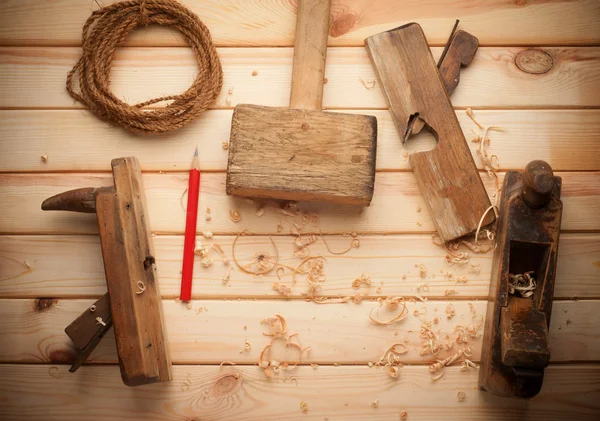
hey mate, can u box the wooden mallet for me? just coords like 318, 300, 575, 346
226, 0, 377, 206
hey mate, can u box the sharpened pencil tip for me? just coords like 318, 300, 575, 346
194, 146, 198, 156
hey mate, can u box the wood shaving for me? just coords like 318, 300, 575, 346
272, 282, 292, 297
455, 276, 468, 283
433, 317, 439, 324
135, 280, 146, 295
95, 317, 106, 326
205, 207, 211, 221
222, 268, 232, 284
229, 209, 241, 222
256, 207, 265, 217
468, 264, 482, 275
369, 297, 408, 325
474, 205, 498, 245
201, 256, 213, 268
461, 239, 493, 253
41, 154, 48, 163
279, 202, 299, 217
431, 372, 444, 381
252, 70, 258, 76
203, 231, 213, 238
444, 289, 457, 296
400, 410, 408, 420
300, 401, 309, 413
219, 361, 236, 368
509, 271, 536, 298
370, 399, 379, 408
360, 77, 377, 89
320, 233, 360, 255
222, 141, 229, 150
456, 390, 466, 402
460, 359, 479, 371
232, 232, 279, 275
429, 348, 465, 373
259, 315, 310, 378
446, 303, 455, 319
89, 305, 96, 312
242, 340, 252, 352
311, 363, 319, 369
417, 264, 427, 278
212, 244, 229, 264
181, 373, 192, 391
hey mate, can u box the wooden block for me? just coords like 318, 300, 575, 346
227, 0, 378, 206
365, 23, 493, 242
227, 104, 377, 205
96, 157, 171, 386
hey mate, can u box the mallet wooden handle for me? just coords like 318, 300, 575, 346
289, 0, 331, 111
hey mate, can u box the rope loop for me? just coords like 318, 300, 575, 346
67, 0, 223, 134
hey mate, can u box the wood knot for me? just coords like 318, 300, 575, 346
515, 49, 554, 74
210, 373, 242, 398
329, 11, 359, 38
49, 349, 76, 364
34, 298, 57, 312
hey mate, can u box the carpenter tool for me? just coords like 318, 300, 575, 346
479, 160, 563, 398
365, 23, 493, 242
180, 147, 200, 301
227, 0, 377, 206
42, 157, 172, 387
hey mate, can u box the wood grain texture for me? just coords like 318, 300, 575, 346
0, 364, 598, 421
1, 46, 599, 109
1, 0, 599, 47
366, 23, 492, 241
0, 299, 597, 365
0, 172, 599, 235
227, 105, 377, 205
2, 109, 600, 173
2, 233, 598, 299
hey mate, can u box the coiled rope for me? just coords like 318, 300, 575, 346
67, 0, 223, 134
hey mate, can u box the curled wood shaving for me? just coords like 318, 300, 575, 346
369, 297, 408, 325
431, 372, 444, 381
261, 314, 288, 337
95, 317, 106, 326
205, 207, 211, 221
41, 154, 48, 163
456, 390, 466, 402
474, 205, 498, 245
370, 399, 379, 408
300, 401, 309, 413
295, 234, 318, 250
360, 77, 377, 89
222, 141, 229, 150
229, 209, 241, 222
460, 359, 479, 371
232, 232, 279, 275
222, 267, 232, 284
272, 282, 292, 297
444, 289, 457, 296
320, 233, 360, 255
429, 348, 465, 373
256, 207, 265, 217
509, 271, 536, 298
455, 276, 468, 283
212, 244, 229, 264
445, 303, 455, 319
417, 264, 427, 278
468, 264, 482, 275
219, 361, 236, 368
242, 340, 252, 352
136, 280, 146, 295
400, 410, 408, 419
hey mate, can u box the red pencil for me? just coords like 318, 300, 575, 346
180, 146, 200, 301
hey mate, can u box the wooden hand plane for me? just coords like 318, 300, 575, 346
479, 160, 563, 398
42, 157, 172, 387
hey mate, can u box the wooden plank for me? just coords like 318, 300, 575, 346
2, 109, 600, 173
1, 46, 599, 109
1, 234, 599, 299
0, 299, 597, 364
1, 0, 599, 47
0, 364, 599, 421
0, 172, 598, 235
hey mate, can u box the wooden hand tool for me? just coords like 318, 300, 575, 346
410, 29, 479, 135
42, 157, 172, 387
227, 0, 377, 206
365, 23, 493, 242
479, 160, 563, 398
